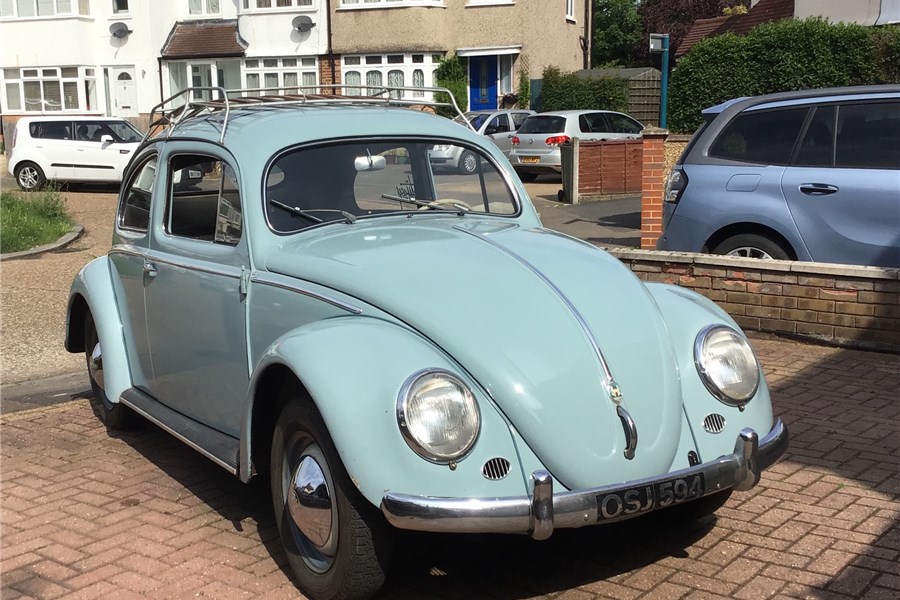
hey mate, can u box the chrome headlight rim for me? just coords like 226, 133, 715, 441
397, 368, 481, 464
693, 324, 761, 407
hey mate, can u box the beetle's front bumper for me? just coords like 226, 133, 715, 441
381, 419, 788, 540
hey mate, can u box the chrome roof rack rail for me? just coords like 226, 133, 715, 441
142, 85, 472, 146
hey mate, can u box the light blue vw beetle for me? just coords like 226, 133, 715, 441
66, 86, 788, 600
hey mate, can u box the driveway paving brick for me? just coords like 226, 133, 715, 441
2, 337, 898, 599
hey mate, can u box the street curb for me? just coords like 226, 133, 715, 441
0, 224, 84, 261
0, 399, 83, 424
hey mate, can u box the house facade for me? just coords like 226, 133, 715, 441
1, 1, 590, 133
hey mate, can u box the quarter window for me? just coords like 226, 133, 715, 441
168, 156, 242, 245
709, 107, 809, 165
834, 102, 900, 169
120, 156, 158, 232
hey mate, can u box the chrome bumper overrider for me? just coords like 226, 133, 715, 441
381, 419, 788, 540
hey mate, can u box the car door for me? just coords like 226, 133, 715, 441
29, 120, 75, 180
73, 121, 128, 182
782, 101, 900, 267
144, 144, 249, 436
109, 151, 160, 390
484, 113, 513, 155
605, 113, 645, 140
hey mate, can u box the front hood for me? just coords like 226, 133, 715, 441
267, 217, 684, 489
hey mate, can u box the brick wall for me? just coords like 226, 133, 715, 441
639, 127, 668, 249
318, 54, 341, 92
606, 248, 900, 352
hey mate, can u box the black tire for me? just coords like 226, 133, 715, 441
666, 490, 733, 522
84, 312, 140, 430
712, 233, 791, 261
457, 150, 479, 175
14, 161, 46, 191
517, 171, 538, 182
271, 398, 393, 600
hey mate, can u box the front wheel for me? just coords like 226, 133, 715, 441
271, 398, 393, 600
517, 171, 538, 182
457, 150, 479, 175
15, 162, 46, 191
712, 233, 791, 261
84, 312, 140, 430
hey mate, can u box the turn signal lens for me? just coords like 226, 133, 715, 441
545, 135, 571, 147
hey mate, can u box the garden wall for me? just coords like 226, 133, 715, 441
606, 248, 900, 353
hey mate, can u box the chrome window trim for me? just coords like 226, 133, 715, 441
109, 246, 242, 280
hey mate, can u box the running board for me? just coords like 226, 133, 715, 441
120, 388, 240, 475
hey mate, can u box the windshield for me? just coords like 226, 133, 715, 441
517, 116, 567, 134
265, 139, 518, 233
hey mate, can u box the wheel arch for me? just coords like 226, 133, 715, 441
704, 222, 798, 260
66, 293, 90, 353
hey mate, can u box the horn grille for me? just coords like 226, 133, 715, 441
482, 457, 511, 480
703, 413, 727, 434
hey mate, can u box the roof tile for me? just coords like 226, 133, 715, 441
161, 20, 245, 59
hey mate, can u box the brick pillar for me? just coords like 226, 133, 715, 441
640, 127, 669, 249
318, 55, 340, 94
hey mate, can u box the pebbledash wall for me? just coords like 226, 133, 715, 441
624, 128, 900, 353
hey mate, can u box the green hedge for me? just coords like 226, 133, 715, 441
540, 66, 628, 112
669, 19, 900, 132
434, 56, 468, 117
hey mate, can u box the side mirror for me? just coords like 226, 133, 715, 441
354, 154, 386, 172
100, 134, 114, 144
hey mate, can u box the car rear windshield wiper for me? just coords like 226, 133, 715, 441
270, 199, 357, 224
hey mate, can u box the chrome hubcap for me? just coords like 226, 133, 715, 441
19, 168, 38, 189
89, 342, 105, 392
288, 455, 335, 552
726, 247, 774, 260
463, 154, 477, 172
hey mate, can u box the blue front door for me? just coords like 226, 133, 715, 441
469, 56, 497, 111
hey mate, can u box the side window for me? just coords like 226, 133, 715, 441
29, 121, 72, 140
486, 115, 509, 134
167, 155, 242, 245
608, 113, 643, 134
583, 113, 611, 134
709, 107, 809, 165
794, 105, 835, 166
511, 112, 530, 129
835, 102, 900, 169
120, 156, 158, 232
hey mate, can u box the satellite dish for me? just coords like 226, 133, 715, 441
109, 22, 132, 39
292, 15, 316, 33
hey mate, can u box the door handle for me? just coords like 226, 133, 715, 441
799, 183, 838, 196
143, 260, 158, 277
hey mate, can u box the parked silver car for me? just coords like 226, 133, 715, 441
510, 110, 644, 180
430, 109, 534, 173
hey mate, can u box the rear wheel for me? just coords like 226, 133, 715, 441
517, 171, 538, 182
15, 162, 46, 191
458, 150, 479, 175
712, 234, 790, 260
271, 398, 393, 600
84, 312, 140, 430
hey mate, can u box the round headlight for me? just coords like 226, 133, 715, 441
694, 325, 760, 406
398, 370, 480, 463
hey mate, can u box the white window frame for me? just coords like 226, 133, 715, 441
1, 65, 99, 113
339, 0, 444, 10
566, 0, 574, 21
341, 52, 442, 99
112, 0, 129, 14
243, 57, 318, 95
1, 0, 89, 18
188, 0, 221, 16
241, 0, 314, 10
466, 0, 515, 7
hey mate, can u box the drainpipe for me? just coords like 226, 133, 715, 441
325, 0, 336, 92
583, 0, 591, 69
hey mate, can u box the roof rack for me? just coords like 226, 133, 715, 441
143, 84, 472, 145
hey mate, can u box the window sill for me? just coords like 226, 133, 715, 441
0, 14, 93, 23
566, 16, 576, 24
239, 7, 317, 15
337, 1, 445, 11
466, 1, 515, 7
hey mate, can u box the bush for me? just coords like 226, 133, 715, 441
0, 187, 73, 254
669, 19, 900, 132
517, 56, 531, 109
434, 56, 468, 117
540, 66, 628, 112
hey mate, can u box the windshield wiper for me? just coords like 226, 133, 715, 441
380, 194, 467, 215
270, 199, 356, 224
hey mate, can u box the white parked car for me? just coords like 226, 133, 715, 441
510, 110, 644, 180
7, 116, 143, 190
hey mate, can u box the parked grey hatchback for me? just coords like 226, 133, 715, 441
657, 85, 900, 268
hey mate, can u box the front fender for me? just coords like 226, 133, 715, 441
646, 283, 774, 463
242, 316, 529, 507
66, 256, 132, 403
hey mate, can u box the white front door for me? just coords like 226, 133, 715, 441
112, 67, 138, 117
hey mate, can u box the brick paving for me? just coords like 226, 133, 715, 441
2, 336, 899, 599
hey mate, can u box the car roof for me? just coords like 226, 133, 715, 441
530, 110, 625, 117
703, 84, 900, 117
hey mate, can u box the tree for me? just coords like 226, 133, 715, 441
592, 0, 643, 67
638, 0, 749, 58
